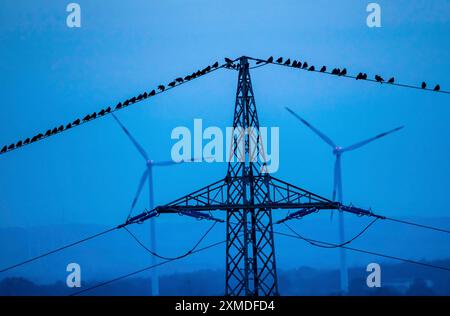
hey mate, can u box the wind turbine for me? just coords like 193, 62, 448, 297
285, 106, 404, 294
112, 113, 195, 296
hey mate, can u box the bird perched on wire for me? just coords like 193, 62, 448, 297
267, 56, 274, 63
83, 114, 91, 122
58, 125, 64, 132
225, 57, 233, 64
284, 59, 291, 66
73, 118, 81, 125
308, 65, 315, 71
184, 75, 191, 81
99, 109, 105, 116
1, 145, 7, 153
66, 123, 72, 129
375, 75, 384, 83
421, 82, 427, 89
331, 68, 340, 75
168, 81, 176, 88
24, 138, 30, 144
339, 68, 347, 76
434, 84, 440, 91
292, 60, 298, 67
16, 140, 23, 147
45, 129, 51, 136
212, 61, 219, 68
115, 102, 123, 109
388, 77, 395, 84
158, 85, 165, 91
320, 66, 326, 72
8, 144, 15, 150
302, 62, 308, 69
176, 77, 184, 83
149, 90, 156, 96
276, 57, 283, 63
51, 127, 58, 135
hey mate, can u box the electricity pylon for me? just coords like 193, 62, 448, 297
125, 56, 379, 296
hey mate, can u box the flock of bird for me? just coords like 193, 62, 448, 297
0, 55, 445, 155
252, 56, 442, 91
0, 60, 225, 155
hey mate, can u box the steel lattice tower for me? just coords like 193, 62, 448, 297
225, 57, 278, 295
125, 56, 377, 296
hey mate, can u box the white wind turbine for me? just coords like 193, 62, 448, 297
285, 107, 404, 294
112, 113, 195, 296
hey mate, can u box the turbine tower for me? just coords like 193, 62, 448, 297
112, 113, 192, 296
285, 107, 403, 293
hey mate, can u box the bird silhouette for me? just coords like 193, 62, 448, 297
45, 129, 51, 136
225, 57, 233, 63
331, 68, 340, 75
73, 118, 81, 125
137, 94, 143, 101
58, 125, 64, 132
8, 144, 15, 150
388, 77, 395, 84
276, 57, 283, 63
292, 60, 299, 67
204, 66, 211, 72
91, 112, 97, 119
295, 61, 302, 68
30, 136, 38, 143
123, 100, 130, 106
375, 75, 384, 83
284, 59, 291, 66
267, 56, 274, 63
158, 85, 165, 91
434, 84, 440, 91
308, 65, 315, 71
66, 123, 72, 129
421, 82, 427, 89
24, 138, 30, 144
130, 97, 136, 103
1, 145, 7, 153
212, 61, 219, 68
51, 127, 58, 134
302, 62, 308, 69
320, 66, 326, 72
16, 140, 23, 147
168, 82, 176, 88
149, 90, 156, 96
115, 102, 123, 109
176, 77, 184, 83
105, 107, 111, 113
356, 72, 363, 80
83, 114, 91, 121
362, 73, 368, 80
37, 133, 43, 139
339, 68, 347, 76
99, 109, 105, 116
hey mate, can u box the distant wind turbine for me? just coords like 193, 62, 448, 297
285, 106, 404, 294
112, 113, 196, 296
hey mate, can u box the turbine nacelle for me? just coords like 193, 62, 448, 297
333, 146, 343, 155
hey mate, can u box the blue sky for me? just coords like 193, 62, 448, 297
0, 0, 449, 280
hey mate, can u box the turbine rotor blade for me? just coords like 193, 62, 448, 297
152, 157, 205, 166
111, 113, 149, 161
285, 107, 336, 148
341, 126, 404, 152
127, 168, 149, 220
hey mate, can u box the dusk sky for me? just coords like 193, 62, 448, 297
0, 0, 449, 284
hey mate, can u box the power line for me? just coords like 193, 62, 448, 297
0, 59, 238, 156
70, 238, 227, 296
123, 221, 217, 260
282, 218, 379, 249
247, 56, 449, 95
384, 216, 450, 234
0, 226, 118, 273
275, 228, 450, 272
